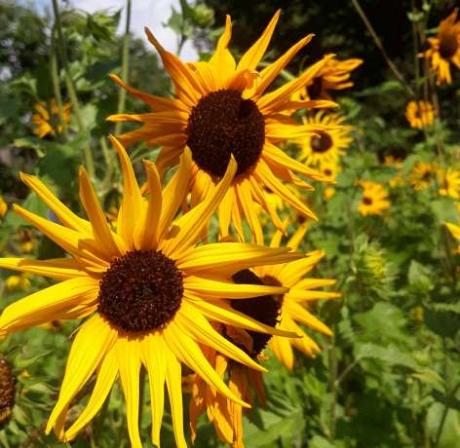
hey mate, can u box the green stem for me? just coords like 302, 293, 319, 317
351, 0, 414, 96
50, 40, 68, 139
115, 0, 132, 136
434, 380, 460, 447
51, 0, 95, 178
328, 333, 338, 441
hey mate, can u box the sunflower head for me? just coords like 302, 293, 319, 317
0, 136, 305, 447
108, 11, 337, 243
358, 181, 390, 216
405, 100, 435, 129
438, 168, 460, 199
410, 161, 437, 191
0, 358, 15, 429
425, 9, 460, 84
300, 112, 352, 166
31, 99, 72, 138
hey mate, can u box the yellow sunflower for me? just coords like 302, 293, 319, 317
405, 100, 435, 129
410, 161, 437, 191
358, 181, 390, 216
31, 99, 72, 138
0, 196, 7, 218
318, 160, 339, 200
299, 112, 352, 166
300, 55, 362, 100
425, 9, 460, 85
446, 222, 460, 242
108, 11, 336, 244
189, 227, 339, 445
438, 168, 460, 199
0, 137, 302, 447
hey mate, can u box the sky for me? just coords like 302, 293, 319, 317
30, 0, 197, 60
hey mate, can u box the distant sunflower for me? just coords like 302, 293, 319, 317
358, 181, 390, 216
300, 55, 363, 100
31, 99, 71, 138
108, 11, 335, 243
0, 196, 7, 218
190, 228, 339, 445
438, 168, 460, 199
411, 162, 437, 191
299, 112, 352, 166
0, 137, 301, 447
446, 222, 460, 242
425, 9, 460, 85
405, 100, 435, 129
319, 161, 339, 200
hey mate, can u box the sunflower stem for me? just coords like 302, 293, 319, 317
50, 39, 68, 139
351, 0, 414, 97
51, 0, 95, 179
114, 0, 132, 136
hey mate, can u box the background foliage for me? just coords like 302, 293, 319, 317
0, 0, 459, 447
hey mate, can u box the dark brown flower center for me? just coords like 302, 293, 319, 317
229, 269, 281, 357
186, 89, 265, 178
98, 250, 183, 333
362, 196, 373, 205
0, 358, 15, 429
439, 32, 459, 59
310, 131, 333, 153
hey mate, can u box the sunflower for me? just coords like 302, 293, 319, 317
299, 112, 352, 166
298, 55, 362, 100
189, 227, 339, 445
108, 11, 336, 244
0, 137, 302, 447
425, 9, 460, 85
31, 99, 72, 138
318, 160, 339, 200
438, 168, 460, 199
410, 161, 437, 191
405, 100, 435, 129
446, 222, 460, 242
0, 196, 7, 218
358, 181, 390, 216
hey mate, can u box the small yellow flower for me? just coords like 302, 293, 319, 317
0, 197, 7, 218
4, 275, 31, 292
405, 100, 435, 129
384, 154, 404, 169
411, 162, 437, 191
299, 112, 352, 166
446, 222, 460, 241
31, 99, 72, 138
425, 9, 460, 85
438, 168, 460, 199
358, 181, 390, 216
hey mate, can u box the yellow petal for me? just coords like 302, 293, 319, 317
248, 34, 314, 99
64, 346, 118, 441
20, 173, 89, 232
285, 301, 333, 336
184, 275, 288, 299
79, 166, 123, 258
161, 156, 237, 257
117, 338, 143, 448
0, 258, 86, 280
141, 335, 166, 446
237, 10, 280, 71
0, 277, 99, 334
46, 314, 117, 434
138, 160, 162, 250
158, 149, 192, 240
177, 242, 300, 274
235, 179, 264, 244
191, 299, 298, 338
176, 304, 265, 372
109, 136, 143, 249
163, 322, 250, 408
164, 347, 187, 448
